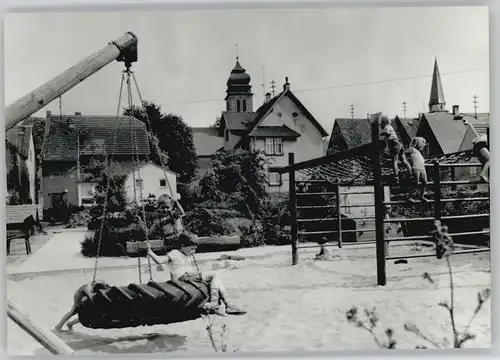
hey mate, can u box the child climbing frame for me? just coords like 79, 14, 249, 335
270, 116, 490, 287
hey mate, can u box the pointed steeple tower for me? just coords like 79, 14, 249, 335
428, 58, 447, 112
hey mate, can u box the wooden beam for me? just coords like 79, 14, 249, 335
370, 118, 387, 286
7, 300, 75, 355
6, 32, 138, 131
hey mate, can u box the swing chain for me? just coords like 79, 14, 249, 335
125, 68, 154, 282
92, 71, 126, 285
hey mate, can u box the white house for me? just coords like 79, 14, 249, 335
192, 58, 328, 192
124, 162, 178, 203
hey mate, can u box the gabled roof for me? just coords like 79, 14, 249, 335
333, 118, 372, 149
192, 127, 224, 157
220, 112, 257, 133
462, 112, 489, 125
6, 125, 33, 160
42, 115, 150, 161
421, 112, 468, 154
396, 117, 421, 140
248, 89, 328, 137
248, 125, 301, 138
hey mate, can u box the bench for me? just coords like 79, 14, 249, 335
6, 215, 36, 256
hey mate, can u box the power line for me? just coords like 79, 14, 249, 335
40, 67, 485, 111
164, 67, 483, 106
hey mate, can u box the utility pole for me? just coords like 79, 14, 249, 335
402, 101, 408, 120
473, 95, 479, 119
261, 66, 266, 105
350, 105, 355, 119
270, 80, 276, 97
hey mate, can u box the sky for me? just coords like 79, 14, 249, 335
4, 6, 489, 134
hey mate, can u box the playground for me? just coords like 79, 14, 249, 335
7, 237, 491, 355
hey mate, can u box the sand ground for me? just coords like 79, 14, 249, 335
7, 243, 491, 355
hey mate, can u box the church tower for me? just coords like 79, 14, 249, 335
428, 58, 447, 113
225, 57, 253, 113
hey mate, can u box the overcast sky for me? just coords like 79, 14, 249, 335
4, 6, 489, 133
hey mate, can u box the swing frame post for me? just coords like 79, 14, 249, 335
7, 300, 75, 355
289, 152, 299, 265
370, 113, 387, 286
335, 178, 343, 248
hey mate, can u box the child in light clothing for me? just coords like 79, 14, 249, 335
54, 281, 109, 332
147, 232, 246, 316
380, 116, 411, 184
407, 137, 429, 203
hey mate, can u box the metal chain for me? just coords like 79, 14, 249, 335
131, 73, 193, 268
126, 69, 153, 282
91, 71, 126, 285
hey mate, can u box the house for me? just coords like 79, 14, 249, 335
41, 111, 151, 210
5, 124, 37, 204
192, 58, 329, 191
123, 162, 178, 204
191, 127, 224, 181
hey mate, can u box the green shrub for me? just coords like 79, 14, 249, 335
67, 208, 91, 228
240, 222, 265, 248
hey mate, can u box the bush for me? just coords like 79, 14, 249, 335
184, 204, 238, 237
261, 194, 290, 245
67, 208, 91, 228
240, 222, 265, 248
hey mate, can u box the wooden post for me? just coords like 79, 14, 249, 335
5, 32, 137, 131
433, 161, 442, 221
335, 179, 343, 248
370, 113, 387, 286
289, 153, 298, 265
7, 300, 75, 355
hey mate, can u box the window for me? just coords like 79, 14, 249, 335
81, 198, 95, 206
237, 100, 241, 112
135, 178, 143, 187
160, 179, 167, 187
265, 137, 284, 155
50, 193, 64, 208
225, 129, 229, 141
243, 99, 247, 112
268, 172, 281, 186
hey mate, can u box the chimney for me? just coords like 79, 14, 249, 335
283, 76, 290, 91
452, 105, 459, 116
265, 92, 272, 103
74, 112, 82, 116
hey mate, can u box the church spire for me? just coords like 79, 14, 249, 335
428, 57, 446, 112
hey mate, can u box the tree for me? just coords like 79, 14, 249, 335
199, 149, 268, 219
210, 116, 221, 129
124, 101, 198, 184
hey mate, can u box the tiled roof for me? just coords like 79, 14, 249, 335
221, 112, 257, 132
334, 118, 372, 149
42, 115, 150, 161
397, 117, 421, 140
6, 125, 32, 160
192, 127, 224, 157
462, 112, 489, 125
248, 125, 301, 138
422, 112, 468, 154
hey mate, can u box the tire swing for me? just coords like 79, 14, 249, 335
77, 64, 210, 330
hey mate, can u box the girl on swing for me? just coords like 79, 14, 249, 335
147, 232, 246, 316
147, 194, 246, 316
